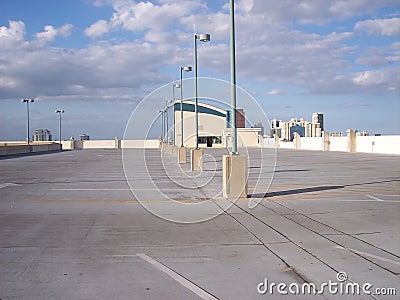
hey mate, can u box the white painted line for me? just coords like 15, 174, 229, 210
136, 253, 217, 300
334, 199, 399, 203
366, 195, 384, 202
0, 183, 19, 189
52, 188, 130, 191
52, 188, 219, 192
335, 246, 400, 266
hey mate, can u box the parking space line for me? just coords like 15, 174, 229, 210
366, 195, 384, 201
335, 246, 400, 266
137, 253, 217, 300
0, 183, 19, 189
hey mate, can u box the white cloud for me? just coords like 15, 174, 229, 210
353, 67, 400, 91
250, 0, 399, 24
0, 20, 26, 47
35, 23, 73, 42
84, 19, 110, 38
267, 89, 284, 95
356, 42, 400, 67
1, 0, 399, 104
355, 18, 400, 36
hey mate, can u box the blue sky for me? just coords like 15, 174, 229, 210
0, 0, 399, 140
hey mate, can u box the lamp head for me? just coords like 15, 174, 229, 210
183, 66, 192, 72
199, 33, 211, 42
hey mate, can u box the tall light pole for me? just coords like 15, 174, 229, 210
172, 83, 180, 145
21, 99, 34, 144
230, 0, 238, 155
194, 33, 211, 149
55, 110, 64, 143
165, 100, 173, 143
158, 109, 164, 142
180, 66, 192, 147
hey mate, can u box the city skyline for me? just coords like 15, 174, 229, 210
1, 0, 399, 140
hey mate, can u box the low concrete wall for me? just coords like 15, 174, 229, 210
300, 137, 324, 151
0, 142, 61, 156
262, 137, 275, 148
261, 133, 399, 155
330, 137, 347, 152
279, 141, 295, 149
121, 139, 159, 149
356, 135, 400, 155
61, 139, 159, 150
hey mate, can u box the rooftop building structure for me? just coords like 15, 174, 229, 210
32, 129, 52, 141
271, 112, 324, 141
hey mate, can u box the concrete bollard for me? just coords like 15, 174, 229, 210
294, 132, 301, 150
114, 137, 121, 149
222, 155, 248, 198
347, 129, 356, 153
171, 145, 178, 157
323, 131, 330, 151
178, 147, 187, 164
191, 149, 203, 171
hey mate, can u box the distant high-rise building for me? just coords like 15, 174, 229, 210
356, 131, 369, 136
270, 113, 324, 141
252, 122, 264, 136
79, 134, 90, 141
236, 108, 245, 128
312, 112, 324, 131
33, 129, 52, 141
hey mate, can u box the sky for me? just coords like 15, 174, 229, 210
0, 0, 399, 140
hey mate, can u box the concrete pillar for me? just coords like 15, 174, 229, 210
159, 136, 163, 149
274, 134, 280, 149
70, 137, 75, 150
178, 147, 187, 164
167, 144, 172, 155
191, 149, 203, 171
222, 155, 248, 198
347, 129, 356, 153
114, 137, 121, 149
323, 131, 330, 151
171, 145, 178, 157
294, 132, 301, 150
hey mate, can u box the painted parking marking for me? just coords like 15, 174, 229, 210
52, 188, 220, 191
136, 253, 217, 300
0, 183, 19, 189
366, 194, 384, 201
335, 246, 400, 266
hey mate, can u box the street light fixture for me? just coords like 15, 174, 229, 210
194, 33, 211, 149
230, 0, 238, 155
172, 83, 181, 145
172, 83, 180, 101
180, 65, 192, 147
158, 109, 164, 143
21, 98, 34, 144
165, 100, 173, 144
55, 109, 64, 143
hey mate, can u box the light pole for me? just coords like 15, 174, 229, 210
194, 33, 211, 149
55, 110, 64, 143
172, 83, 180, 145
158, 109, 164, 143
180, 66, 192, 147
165, 100, 173, 144
21, 99, 34, 144
230, 0, 238, 155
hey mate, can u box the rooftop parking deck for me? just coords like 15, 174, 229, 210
0, 148, 399, 299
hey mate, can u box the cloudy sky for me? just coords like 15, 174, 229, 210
0, 0, 399, 140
